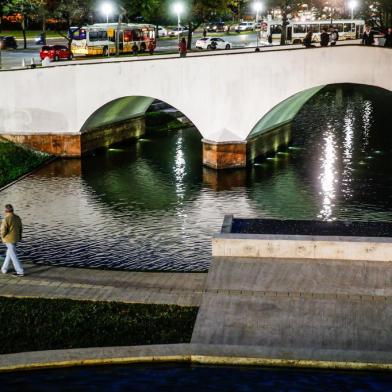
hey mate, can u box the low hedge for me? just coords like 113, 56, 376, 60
0, 297, 198, 354
0, 139, 49, 188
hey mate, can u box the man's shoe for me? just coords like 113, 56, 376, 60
1, 270, 7, 274
12, 273, 24, 277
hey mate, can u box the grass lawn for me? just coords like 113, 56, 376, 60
1, 30, 66, 39
0, 138, 50, 189
0, 297, 198, 354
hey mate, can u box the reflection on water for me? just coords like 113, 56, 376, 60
1, 85, 392, 271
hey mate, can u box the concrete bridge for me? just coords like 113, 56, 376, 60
0, 45, 391, 169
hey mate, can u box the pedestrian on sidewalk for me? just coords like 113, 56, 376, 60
329, 27, 339, 46
384, 27, 392, 48
320, 28, 329, 47
179, 37, 187, 57
362, 25, 375, 46
1, 204, 24, 277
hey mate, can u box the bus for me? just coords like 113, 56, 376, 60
70, 23, 156, 56
259, 19, 365, 45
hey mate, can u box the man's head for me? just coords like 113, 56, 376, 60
365, 25, 371, 32
388, 27, 392, 34
4, 204, 13, 213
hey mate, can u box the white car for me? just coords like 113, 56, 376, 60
157, 26, 168, 37
235, 22, 255, 32
195, 37, 232, 50
168, 26, 189, 37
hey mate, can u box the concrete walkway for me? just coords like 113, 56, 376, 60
0, 263, 206, 307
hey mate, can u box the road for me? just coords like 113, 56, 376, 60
0, 32, 259, 70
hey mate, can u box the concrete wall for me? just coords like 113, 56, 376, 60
213, 233, 392, 262
0, 46, 391, 143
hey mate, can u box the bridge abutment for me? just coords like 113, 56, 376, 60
1, 116, 145, 157
202, 140, 247, 170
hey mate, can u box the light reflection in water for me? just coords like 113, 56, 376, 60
342, 106, 354, 199
318, 127, 338, 220
361, 100, 373, 152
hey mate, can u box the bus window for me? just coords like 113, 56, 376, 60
271, 24, 282, 34
69, 28, 86, 40
344, 23, 354, 32
89, 30, 107, 42
308, 24, 320, 33
337, 24, 344, 32
294, 24, 306, 34
124, 30, 132, 42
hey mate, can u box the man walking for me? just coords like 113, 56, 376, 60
362, 26, 375, 46
1, 204, 24, 277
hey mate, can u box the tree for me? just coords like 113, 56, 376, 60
54, 0, 93, 49
3, 0, 39, 48
181, 0, 229, 49
267, 0, 304, 45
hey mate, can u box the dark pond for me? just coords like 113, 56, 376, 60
1, 84, 391, 271
0, 363, 391, 391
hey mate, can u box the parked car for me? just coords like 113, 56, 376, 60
372, 30, 385, 46
195, 37, 231, 50
206, 22, 228, 33
235, 22, 255, 32
39, 45, 73, 61
0, 36, 17, 49
168, 26, 189, 37
157, 26, 168, 37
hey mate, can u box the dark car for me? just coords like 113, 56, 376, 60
0, 36, 18, 49
206, 22, 227, 33
39, 45, 73, 61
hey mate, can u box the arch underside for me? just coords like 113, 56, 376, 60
81, 96, 155, 132
248, 86, 325, 140
248, 83, 392, 140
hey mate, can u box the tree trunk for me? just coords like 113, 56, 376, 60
187, 22, 192, 50
42, 14, 47, 45
21, 16, 27, 49
280, 12, 288, 45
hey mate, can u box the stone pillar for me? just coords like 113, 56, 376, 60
202, 139, 247, 170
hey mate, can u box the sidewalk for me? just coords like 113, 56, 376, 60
0, 263, 206, 306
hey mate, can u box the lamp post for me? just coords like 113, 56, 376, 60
253, 1, 263, 51
348, 0, 357, 20
173, 3, 184, 46
101, 2, 113, 57
101, 2, 113, 23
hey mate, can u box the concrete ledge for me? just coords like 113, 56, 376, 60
213, 217, 392, 261
1, 344, 392, 373
202, 139, 247, 170
212, 234, 392, 261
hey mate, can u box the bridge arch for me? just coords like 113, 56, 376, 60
246, 83, 392, 162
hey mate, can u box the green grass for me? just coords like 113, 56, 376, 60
1, 30, 66, 39
0, 138, 50, 188
0, 297, 198, 354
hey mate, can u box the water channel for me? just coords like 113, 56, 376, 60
1, 84, 391, 271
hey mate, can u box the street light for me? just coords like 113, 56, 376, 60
173, 2, 184, 45
253, 1, 263, 51
101, 2, 113, 57
101, 2, 113, 23
348, 0, 357, 20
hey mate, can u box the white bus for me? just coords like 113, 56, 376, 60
70, 23, 156, 56
259, 19, 365, 45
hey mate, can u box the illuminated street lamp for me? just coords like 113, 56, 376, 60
173, 3, 184, 45
101, 2, 113, 57
101, 2, 113, 23
348, 0, 357, 20
253, 1, 263, 51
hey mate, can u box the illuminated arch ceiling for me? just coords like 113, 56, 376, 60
248, 86, 325, 139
